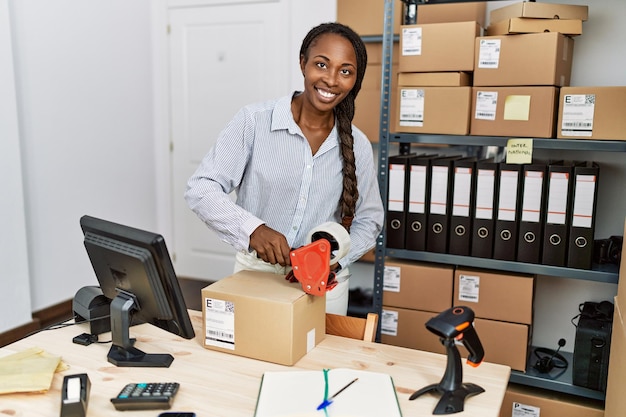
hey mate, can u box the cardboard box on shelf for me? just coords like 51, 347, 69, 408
557, 86, 626, 141
473, 32, 574, 87
490, 1, 589, 23
470, 86, 559, 138
399, 21, 480, 73
201, 270, 325, 365
416, 1, 486, 28
394, 86, 472, 135
499, 383, 604, 417
398, 72, 472, 87
604, 218, 626, 417
382, 260, 454, 312
486, 17, 583, 36
380, 307, 446, 354
454, 267, 535, 325
381, 307, 530, 371
458, 318, 531, 372
336, 0, 402, 36
354, 42, 399, 143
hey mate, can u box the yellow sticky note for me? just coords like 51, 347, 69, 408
506, 138, 533, 164
503, 95, 531, 121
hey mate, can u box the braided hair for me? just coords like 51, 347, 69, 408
299, 22, 368, 232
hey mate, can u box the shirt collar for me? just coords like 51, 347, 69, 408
271, 92, 339, 151
271, 93, 299, 134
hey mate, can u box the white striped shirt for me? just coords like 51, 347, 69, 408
184, 93, 384, 268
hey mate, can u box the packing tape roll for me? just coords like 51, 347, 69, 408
306, 221, 351, 264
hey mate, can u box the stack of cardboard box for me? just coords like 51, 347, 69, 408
380, 261, 534, 373
469, 2, 587, 138
393, 3, 486, 135
380, 261, 454, 353
337, 0, 403, 143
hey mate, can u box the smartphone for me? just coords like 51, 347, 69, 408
158, 413, 196, 417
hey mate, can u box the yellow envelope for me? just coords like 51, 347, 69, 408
0, 347, 64, 394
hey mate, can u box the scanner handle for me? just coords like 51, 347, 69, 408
458, 323, 484, 366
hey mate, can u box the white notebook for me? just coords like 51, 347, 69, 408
254, 368, 402, 417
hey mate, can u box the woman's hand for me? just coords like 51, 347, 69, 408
249, 224, 292, 267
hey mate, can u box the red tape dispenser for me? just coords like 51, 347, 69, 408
289, 238, 336, 296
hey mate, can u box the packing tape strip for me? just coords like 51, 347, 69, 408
306, 221, 351, 264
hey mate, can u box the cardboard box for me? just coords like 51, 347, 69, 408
381, 307, 530, 371
399, 21, 481, 73
201, 270, 325, 365
336, 0, 402, 36
490, 1, 589, 23
470, 86, 559, 138
473, 33, 574, 87
486, 18, 583, 36
454, 267, 535, 324
458, 318, 531, 372
381, 307, 446, 354
394, 86, 472, 135
416, 1, 487, 28
604, 218, 626, 417
398, 72, 472, 87
557, 86, 626, 141
354, 42, 399, 143
382, 260, 454, 311
499, 384, 604, 417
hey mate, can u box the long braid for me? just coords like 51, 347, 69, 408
300, 23, 368, 232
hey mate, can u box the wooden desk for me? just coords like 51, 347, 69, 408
0, 310, 510, 416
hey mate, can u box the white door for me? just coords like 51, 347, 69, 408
169, 1, 290, 280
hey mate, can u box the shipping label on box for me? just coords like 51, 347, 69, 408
399, 88, 425, 127
560, 94, 595, 137
204, 297, 236, 350
557, 87, 626, 141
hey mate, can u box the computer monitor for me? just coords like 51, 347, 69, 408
79, 215, 195, 367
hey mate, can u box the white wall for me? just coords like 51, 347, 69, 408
6, 0, 156, 321
0, 0, 32, 333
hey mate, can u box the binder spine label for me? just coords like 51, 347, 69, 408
546, 172, 569, 224
452, 167, 472, 217
521, 171, 544, 223
408, 165, 427, 213
497, 170, 519, 221
572, 174, 596, 228
388, 164, 405, 212
430, 166, 450, 215
475, 169, 495, 219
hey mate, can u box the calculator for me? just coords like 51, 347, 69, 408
110, 382, 180, 411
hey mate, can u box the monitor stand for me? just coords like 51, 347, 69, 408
108, 291, 174, 367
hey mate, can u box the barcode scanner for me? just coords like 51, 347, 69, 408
409, 306, 485, 415
425, 306, 485, 366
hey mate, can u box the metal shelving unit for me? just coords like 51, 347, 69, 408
373, 0, 621, 402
